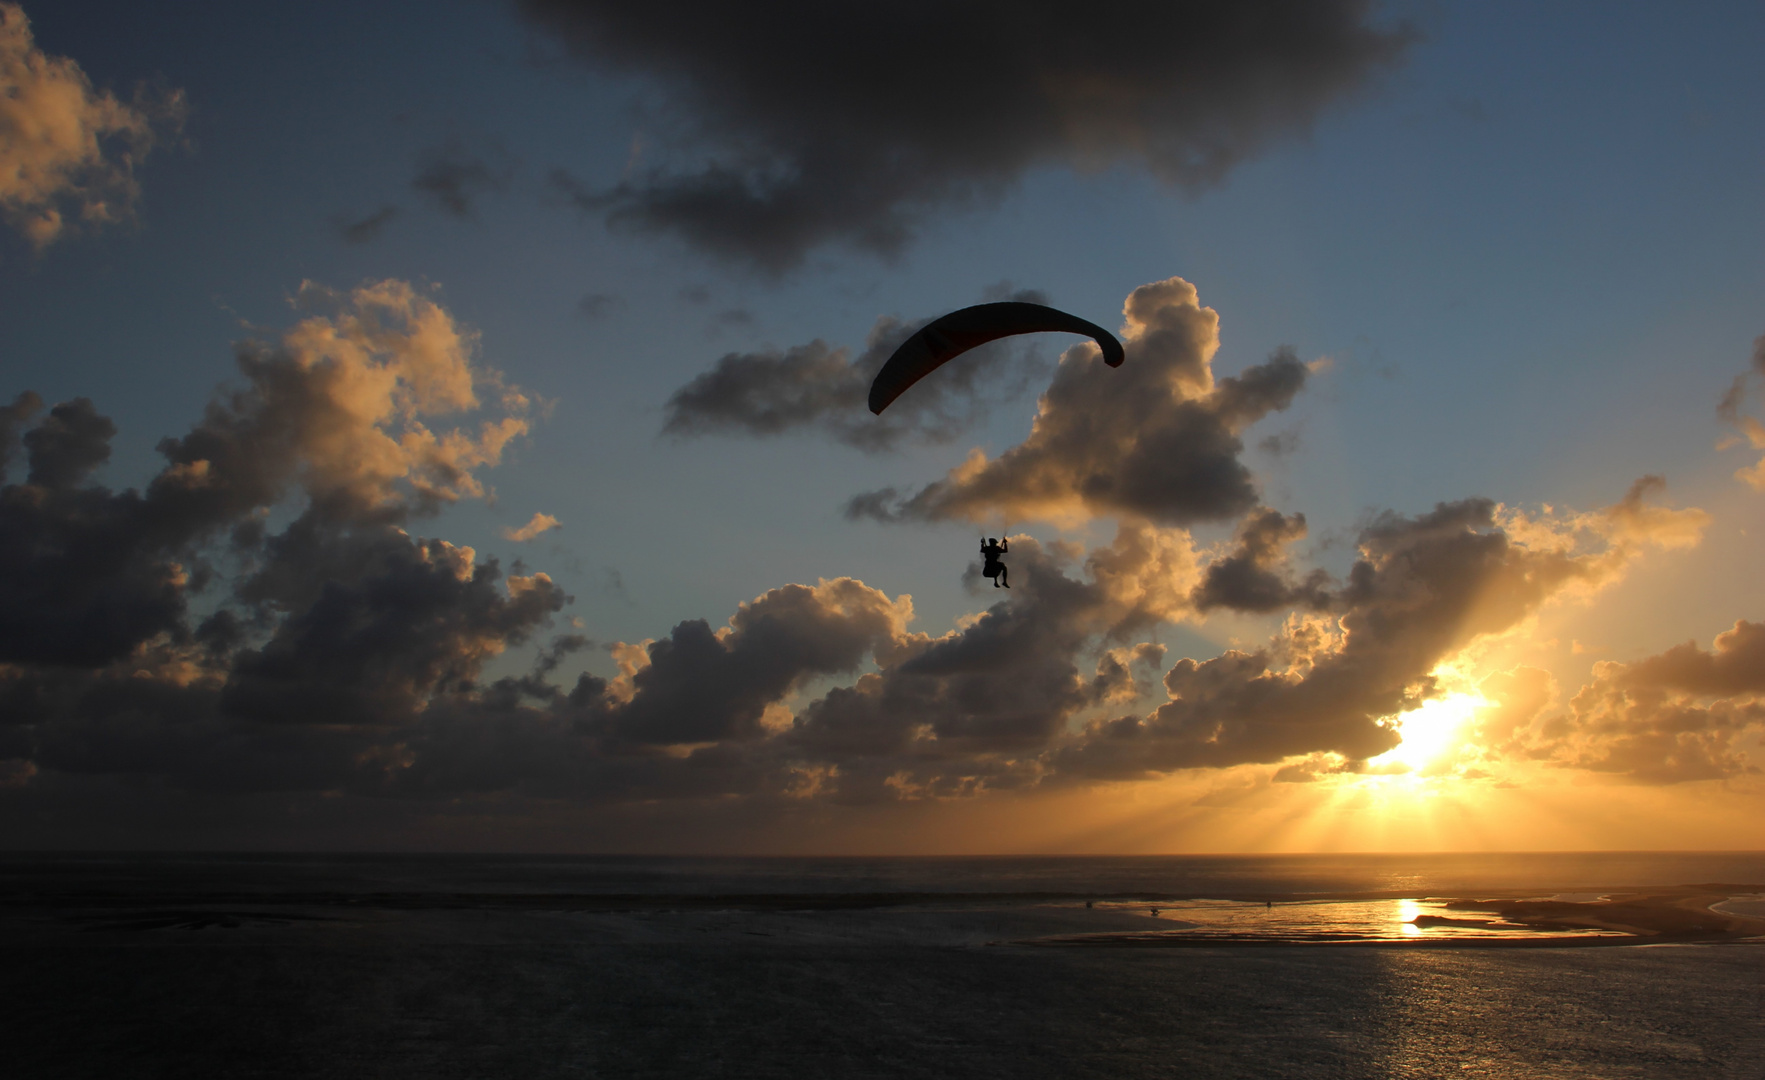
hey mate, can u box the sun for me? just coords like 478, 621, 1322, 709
1368, 693, 1486, 774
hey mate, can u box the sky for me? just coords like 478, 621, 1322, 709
3, 0, 1764, 853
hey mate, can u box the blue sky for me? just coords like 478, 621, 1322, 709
4, 1, 1764, 851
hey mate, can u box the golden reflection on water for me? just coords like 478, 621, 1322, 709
1397, 898, 1424, 937
1091, 897, 1624, 942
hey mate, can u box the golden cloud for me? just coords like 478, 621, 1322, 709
0, 3, 183, 247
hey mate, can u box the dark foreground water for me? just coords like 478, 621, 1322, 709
6, 853, 1764, 1078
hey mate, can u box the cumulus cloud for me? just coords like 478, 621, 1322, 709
1054, 484, 1709, 779
521, 0, 1412, 270
0, 278, 537, 673
663, 285, 1051, 452
222, 533, 565, 727
3, 270, 1739, 831
782, 532, 1188, 800
0, 3, 184, 247
1191, 508, 1330, 613
1535, 621, 1765, 784
579, 577, 912, 747
853, 277, 1307, 524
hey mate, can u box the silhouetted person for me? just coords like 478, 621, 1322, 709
980, 537, 1009, 588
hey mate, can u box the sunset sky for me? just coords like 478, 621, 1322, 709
4, 0, 1765, 853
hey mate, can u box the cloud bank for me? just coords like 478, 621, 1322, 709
3, 273, 1733, 844
522, 0, 1412, 269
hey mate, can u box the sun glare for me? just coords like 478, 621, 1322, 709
1369, 693, 1485, 774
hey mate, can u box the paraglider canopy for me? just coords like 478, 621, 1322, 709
867, 301, 1124, 415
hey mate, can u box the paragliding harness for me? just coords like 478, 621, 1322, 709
980, 537, 1009, 588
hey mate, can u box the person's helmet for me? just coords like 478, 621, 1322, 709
986, 537, 996, 545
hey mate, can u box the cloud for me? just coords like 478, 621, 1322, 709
0, 390, 42, 478
782, 532, 1186, 801
1191, 508, 1330, 614
1719, 333, 1765, 489
0, 279, 534, 670
0, 2, 184, 248
503, 512, 561, 542
521, 0, 1412, 270
853, 278, 1307, 524
663, 285, 1052, 452
0, 279, 573, 797
222, 533, 565, 726
1535, 622, 1765, 784
412, 138, 515, 218
336, 205, 398, 244
578, 577, 911, 747
2, 271, 1738, 829
1053, 484, 1709, 779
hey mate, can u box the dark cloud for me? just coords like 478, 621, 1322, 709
0, 399, 189, 667
336, 205, 399, 244
4, 276, 1735, 827
578, 578, 907, 746
412, 139, 515, 217
0, 279, 549, 788
663, 286, 1053, 452
773, 533, 1182, 801
23, 397, 115, 488
0, 391, 43, 480
856, 278, 1306, 524
222, 524, 565, 726
519, 0, 1411, 270
1192, 508, 1330, 613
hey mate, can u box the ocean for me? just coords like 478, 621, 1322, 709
6, 852, 1763, 1078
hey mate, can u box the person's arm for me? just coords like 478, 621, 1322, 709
1001, 539, 1009, 553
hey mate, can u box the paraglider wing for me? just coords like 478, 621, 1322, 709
866, 302, 1125, 415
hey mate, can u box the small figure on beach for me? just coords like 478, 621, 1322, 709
1149, 907, 1160, 918
980, 537, 1009, 588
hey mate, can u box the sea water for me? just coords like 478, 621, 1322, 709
6, 852, 1763, 1078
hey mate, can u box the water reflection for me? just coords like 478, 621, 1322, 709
1090, 897, 1625, 942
